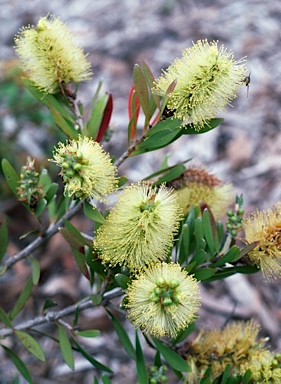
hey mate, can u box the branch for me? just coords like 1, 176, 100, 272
114, 134, 146, 168
0, 288, 123, 337
2, 200, 83, 270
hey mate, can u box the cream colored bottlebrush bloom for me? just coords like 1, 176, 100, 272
168, 167, 233, 219
153, 39, 247, 130
14, 15, 92, 94
242, 203, 281, 280
51, 136, 118, 201
126, 262, 200, 338
94, 183, 183, 270
185, 320, 281, 383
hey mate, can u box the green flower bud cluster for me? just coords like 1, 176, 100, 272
150, 278, 181, 310
17, 157, 45, 209
148, 365, 168, 384
59, 148, 88, 184
226, 196, 244, 236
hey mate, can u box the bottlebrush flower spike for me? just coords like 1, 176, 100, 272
14, 15, 92, 94
51, 136, 118, 201
125, 262, 201, 338
167, 166, 233, 219
242, 203, 281, 280
153, 40, 247, 130
94, 183, 183, 271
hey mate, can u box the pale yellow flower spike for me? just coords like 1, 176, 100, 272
153, 39, 247, 130
185, 320, 281, 383
51, 136, 118, 201
94, 183, 183, 271
126, 262, 201, 338
14, 15, 92, 94
242, 202, 281, 281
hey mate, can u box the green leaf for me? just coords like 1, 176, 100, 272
75, 329, 101, 338
14, 330, 45, 361
136, 331, 149, 384
2, 345, 33, 383
21, 77, 75, 123
47, 101, 79, 139
153, 164, 186, 185
172, 322, 196, 345
106, 310, 136, 360
34, 199, 47, 218
45, 183, 58, 205
57, 324, 75, 370
221, 364, 231, 384
194, 217, 204, 250
87, 93, 109, 139
72, 248, 90, 280
60, 219, 92, 249
9, 276, 33, 320
90, 293, 103, 306
132, 118, 182, 155
30, 257, 40, 285
0, 265, 7, 276
115, 273, 130, 290
237, 241, 259, 261
178, 224, 190, 265
211, 246, 240, 268
194, 268, 216, 281
152, 338, 190, 372
243, 369, 252, 383
83, 201, 106, 224
0, 307, 13, 328
133, 64, 151, 123
42, 299, 57, 314
0, 221, 8, 263
188, 249, 208, 269
101, 375, 112, 384
181, 118, 224, 134
2, 158, 19, 197
202, 209, 216, 255
141, 60, 160, 110
72, 337, 113, 373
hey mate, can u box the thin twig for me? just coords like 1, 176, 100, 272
0, 288, 123, 337
2, 200, 83, 270
114, 134, 147, 168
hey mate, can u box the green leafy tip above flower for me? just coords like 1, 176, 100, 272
94, 183, 183, 271
126, 262, 201, 338
185, 320, 281, 383
153, 39, 247, 130
242, 202, 281, 281
14, 15, 93, 94
50, 136, 118, 201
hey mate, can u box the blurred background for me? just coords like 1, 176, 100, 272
0, 0, 281, 383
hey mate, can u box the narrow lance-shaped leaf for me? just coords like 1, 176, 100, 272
87, 93, 109, 139
128, 86, 140, 142
57, 324, 75, 370
2, 345, 33, 384
21, 77, 76, 123
14, 330, 45, 361
30, 257, 40, 285
83, 201, 106, 224
72, 336, 113, 373
96, 93, 113, 143
133, 64, 151, 124
47, 101, 79, 139
0, 307, 13, 328
106, 310, 136, 360
141, 60, 161, 110
135, 331, 149, 384
0, 221, 8, 263
2, 158, 19, 197
152, 338, 190, 372
9, 276, 33, 321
